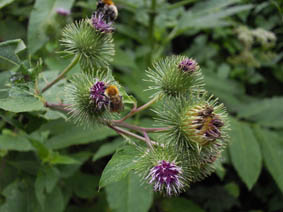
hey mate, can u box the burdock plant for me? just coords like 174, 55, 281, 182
32, 2, 230, 196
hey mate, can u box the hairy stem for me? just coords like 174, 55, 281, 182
44, 102, 71, 112
116, 95, 160, 122
107, 124, 159, 147
41, 54, 80, 93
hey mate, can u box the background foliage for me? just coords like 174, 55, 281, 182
0, 0, 283, 211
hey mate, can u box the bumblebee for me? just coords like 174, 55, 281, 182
96, 0, 118, 22
105, 85, 123, 113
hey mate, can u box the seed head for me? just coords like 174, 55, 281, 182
183, 104, 226, 146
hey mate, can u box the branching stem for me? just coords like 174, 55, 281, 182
41, 54, 80, 93
44, 102, 71, 112
112, 121, 170, 133
115, 95, 159, 122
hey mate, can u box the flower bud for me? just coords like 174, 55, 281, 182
60, 19, 115, 70
56, 8, 71, 16
146, 55, 204, 98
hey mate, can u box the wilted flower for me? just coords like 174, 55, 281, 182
56, 8, 71, 16
90, 81, 109, 109
183, 102, 226, 146
91, 12, 113, 33
146, 160, 185, 195
178, 58, 199, 73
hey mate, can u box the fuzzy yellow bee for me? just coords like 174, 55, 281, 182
96, 0, 118, 22
105, 85, 123, 112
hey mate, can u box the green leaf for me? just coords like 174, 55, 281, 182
66, 171, 99, 199
0, 134, 34, 151
237, 97, 283, 128
99, 145, 140, 188
0, 0, 15, 9
228, 118, 262, 189
49, 153, 79, 165
253, 127, 283, 193
105, 172, 153, 212
39, 119, 116, 149
35, 166, 60, 208
93, 138, 123, 162
0, 87, 44, 113
28, 0, 75, 54
161, 197, 204, 212
0, 181, 29, 212
173, 0, 253, 39
0, 39, 26, 66
40, 186, 65, 212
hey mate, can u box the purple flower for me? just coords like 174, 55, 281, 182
178, 58, 199, 73
146, 160, 184, 195
91, 12, 114, 33
90, 81, 109, 109
56, 8, 71, 16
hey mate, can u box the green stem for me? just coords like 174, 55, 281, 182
115, 95, 160, 122
41, 54, 80, 93
148, 0, 157, 64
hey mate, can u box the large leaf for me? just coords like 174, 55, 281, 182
237, 97, 283, 128
28, 0, 75, 54
0, 39, 26, 66
228, 118, 262, 189
38, 119, 116, 149
171, 0, 253, 39
105, 172, 153, 212
253, 127, 283, 193
92, 138, 123, 162
99, 145, 140, 188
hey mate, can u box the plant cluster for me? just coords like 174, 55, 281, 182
1, 0, 282, 211
21, 1, 230, 196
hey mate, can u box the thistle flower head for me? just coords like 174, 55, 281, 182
91, 12, 113, 33
146, 55, 204, 98
146, 160, 185, 195
65, 69, 116, 126
135, 145, 190, 196
154, 94, 229, 155
178, 58, 199, 73
60, 19, 115, 70
56, 8, 71, 16
89, 81, 109, 109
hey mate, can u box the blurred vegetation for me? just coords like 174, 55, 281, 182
0, 0, 283, 211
